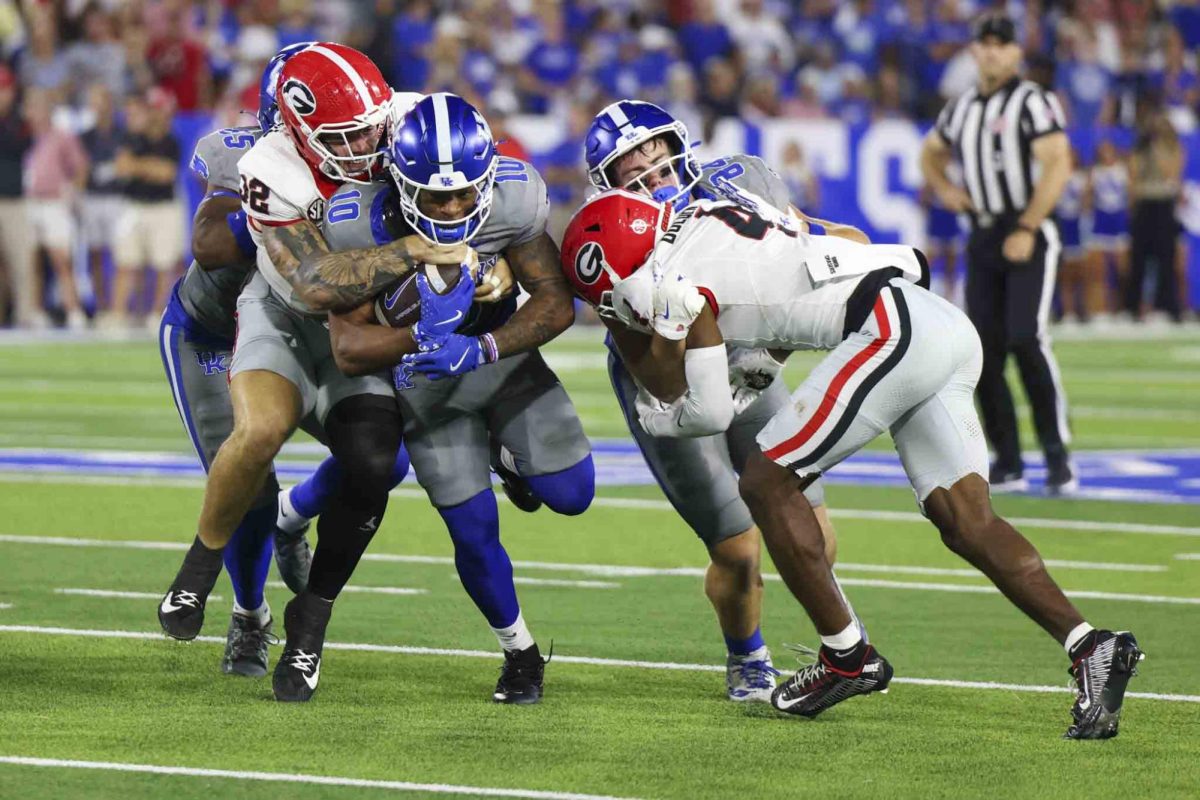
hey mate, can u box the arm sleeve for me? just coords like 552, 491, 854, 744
639, 344, 735, 438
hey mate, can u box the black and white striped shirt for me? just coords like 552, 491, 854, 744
935, 76, 1066, 221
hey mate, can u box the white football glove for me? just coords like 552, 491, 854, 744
652, 271, 707, 341
634, 385, 678, 436
728, 347, 785, 414
605, 269, 655, 334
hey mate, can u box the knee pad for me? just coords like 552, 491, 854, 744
526, 455, 595, 516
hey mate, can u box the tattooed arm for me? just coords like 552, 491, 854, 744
488, 232, 575, 358
260, 219, 473, 313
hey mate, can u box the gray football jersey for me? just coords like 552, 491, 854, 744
176, 126, 262, 342
693, 154, 792, 214
320, 156, 548, 264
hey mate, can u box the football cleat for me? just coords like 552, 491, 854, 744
221, 613, 276, 678
989, 461, 1028, 493
272, 593, 332, 702
726, 646, 781, 702
493, 643, 548, 704
1045, 458, 1079, 497
158, 588, 207, 640
491, 441, 542, 513
1064, 630, 1145, 740
272, 522, 312, 595
771, 643, 893, 718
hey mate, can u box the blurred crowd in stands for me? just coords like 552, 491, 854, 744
0, 0, 1196, 329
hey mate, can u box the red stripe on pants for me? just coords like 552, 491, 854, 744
762, 293, 893, 461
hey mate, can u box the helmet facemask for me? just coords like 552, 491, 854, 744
308, 110, 388, 184
389, 157, 498, 245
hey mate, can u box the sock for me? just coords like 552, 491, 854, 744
276, 487, 310, 535
832, 570, 869, 644
524, 454, 595, 516
233, 600, 271, 627
724, 627, 766, 657
223, 504, 274, 610
285, 590, 333, 641
287, 456, 344, 520
438, 489, 521, 629
1064, 622, 1096, 657
820, 620, 864, 654
492, 612, 535, 653
174, 536, 224, 591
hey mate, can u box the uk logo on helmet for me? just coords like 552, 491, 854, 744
575, 241, 607, 285
282, 78, 317, 116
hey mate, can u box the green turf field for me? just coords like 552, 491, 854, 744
2, 329, 1199, 799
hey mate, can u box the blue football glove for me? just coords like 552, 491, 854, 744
402, 333, 483, 381
411, 264, 474, 342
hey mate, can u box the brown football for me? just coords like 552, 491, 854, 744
374, 263, 468, 328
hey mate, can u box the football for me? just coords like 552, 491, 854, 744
374, 263, 469, 328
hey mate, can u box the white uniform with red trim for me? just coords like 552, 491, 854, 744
228, 129, 394, 423
643, 200, 988, 505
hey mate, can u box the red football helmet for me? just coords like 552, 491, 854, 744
560, 189, 672, 310
275, 43, 391, 184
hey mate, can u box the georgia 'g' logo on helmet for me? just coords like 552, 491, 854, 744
281, 78, 317, 116
574, 241, 607, 286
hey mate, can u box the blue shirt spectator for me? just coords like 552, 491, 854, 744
677, 0, 733, 75
391, 3, 436, 92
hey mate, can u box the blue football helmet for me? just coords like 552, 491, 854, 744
256, 41, 316, 132
584, 100, 702, 210
387, 92, 499, 245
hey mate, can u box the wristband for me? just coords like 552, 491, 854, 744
209, 189, 240, 200
479, 333, 499, 364
226, 209, 256, 258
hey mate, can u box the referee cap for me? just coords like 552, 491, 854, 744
973, 12, 1016, 44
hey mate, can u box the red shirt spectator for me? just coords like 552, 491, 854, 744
147, 9, 211, 111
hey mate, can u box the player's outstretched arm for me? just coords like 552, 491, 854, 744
262, 220, 472, 314
636, 308, 734, 438
192, 191, 253, 269
487, 233, 574, 358
328, 301, 419, 377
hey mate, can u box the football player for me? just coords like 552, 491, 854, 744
309, 92, 591, 704
581, 100, 867, 701
157, 42, 314, 677
561, 191, 1144, 740
155, 44, 478, 702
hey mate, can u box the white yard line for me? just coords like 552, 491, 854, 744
265, 582, 427, 597
0, 603, 11, 610
0, 756, 642, 800
55, 588, 223, 601
511, 577, 621, 589
3, 472, 1200, 538
0, 624, 1195, 704
3, 535, 1191, 606
1173, 553, 1200, 560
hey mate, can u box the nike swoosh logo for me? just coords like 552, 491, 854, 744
303, 660, 320, 690
774, 691, 813, 711
384, 286, 403, 309
450, 350, 470, 372
434, 310, 464, 328
160, 593, 183, 614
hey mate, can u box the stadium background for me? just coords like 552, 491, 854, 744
0, 0, 1197, 326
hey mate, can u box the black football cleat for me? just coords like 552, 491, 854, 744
158, 539, 224, 641
272, 524, 312, 595
493, 643, 549, 705
1045, 458, 1079, 497
989, 461, 1028, 493
771, 643, 893, 718
221, 613, 276, 677
490, 441, 542, 513
1064, 630, 1145, 740
272, 593, 332, 703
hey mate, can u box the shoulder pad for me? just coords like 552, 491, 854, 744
192, 127, 260, 190
473, 158, 549, 253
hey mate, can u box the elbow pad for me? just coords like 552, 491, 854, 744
638, 344, 734, 438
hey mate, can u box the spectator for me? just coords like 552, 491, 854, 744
519, 2, 579, 114
676, 0, 733, 76
0, 64, 32, 327
390, 0, 435, 92
1056, 28, 1114, 128
1087, 139, 1131, 315
64, 6, 127, 105
740, 71, 780, 122
799, 42, 862, 108
79, 83, 125, 316
1153, 27, 1199, 133
109, 89, 182, 329
23, 88, 88, 330
18, 8, 70, 97
723, 0, 795, 76
1127, 111, 1186, 322
541, 102, 593, 240
278, 0, 319, 47
147, 4, 212, 111
663, 62, 704, 143
700, 57, 741, 127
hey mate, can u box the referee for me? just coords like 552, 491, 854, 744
920, 12, 1075, 495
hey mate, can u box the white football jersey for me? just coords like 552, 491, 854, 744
238, 129, 346, 314
640, 200, 924, 351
